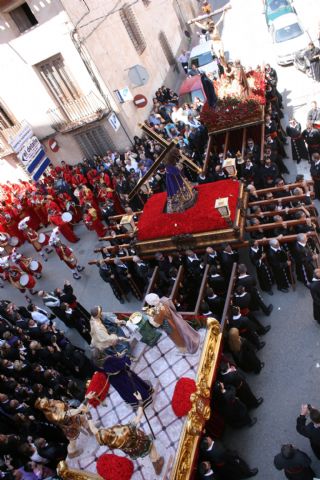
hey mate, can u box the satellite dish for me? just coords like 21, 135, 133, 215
128, 65, 149, 87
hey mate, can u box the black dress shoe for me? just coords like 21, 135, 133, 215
265, 304, 273, 315
258, 341, 265, 350
267, 290, 273, 296
248, 417, 257, 427
248, 468, 259, 477
278, 288, 289, 292
263, 325, 271, 333
255, 397, 264, 407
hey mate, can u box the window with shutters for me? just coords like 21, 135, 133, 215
0, 102, 15, 131
9, 3, 38, 33
159, 31, 178, 70
74, 126, 115, 157
120, 4, 146, 55
35, 54, 81, 109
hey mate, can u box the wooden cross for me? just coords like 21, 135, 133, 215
187, 4, 232, 25
128, 123, 202, 200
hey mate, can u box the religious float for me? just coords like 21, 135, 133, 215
80, 64, 320, 480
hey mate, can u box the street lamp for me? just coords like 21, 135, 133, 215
215, 197, 233, 227
120, 214, 136, 232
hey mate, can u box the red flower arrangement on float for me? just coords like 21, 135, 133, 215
200, 70, 266, 133
96, 453, 134, 480
137, 180, 240, 242
171, 377, 197, 417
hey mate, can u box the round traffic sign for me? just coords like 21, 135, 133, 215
133, 94, 148, 109
48, 138, 59, 153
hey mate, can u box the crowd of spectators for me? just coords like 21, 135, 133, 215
0, 289, 94, 479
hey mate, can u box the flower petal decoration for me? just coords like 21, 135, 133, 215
137, 180, 240, 242
96, 453, 134, 480
172, 377, 197, 417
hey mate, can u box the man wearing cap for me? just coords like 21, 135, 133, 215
296, 404, 320, 459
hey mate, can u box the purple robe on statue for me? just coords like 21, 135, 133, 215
166, 164, 185, 197
103, 355, 153, 408
165, 164, 196, 213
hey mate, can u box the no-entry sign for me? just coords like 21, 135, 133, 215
133, 94, 148, 108
48, 138, 59, 152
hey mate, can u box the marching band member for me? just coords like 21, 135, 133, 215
18, 217, 51, 262
49, 228, 84, 280
0, 205, 24, 245
47, 204, 79, 243
1, 256, 38, 300
0, 233, 14, 255
78, 185, 101, 214
71, 168, 87, 189
57, 192, 82, 224
10, 248, 43, 280
29, 192, 49, 227
83, 204, 107, 238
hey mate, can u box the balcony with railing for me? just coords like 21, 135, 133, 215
0, 122, 22, 158
47, 91, 109, 133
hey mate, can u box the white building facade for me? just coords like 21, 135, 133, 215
0, 0, 196, 180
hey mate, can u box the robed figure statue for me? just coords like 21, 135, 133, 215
164, 147, 197, 213
145, 293, 200, 353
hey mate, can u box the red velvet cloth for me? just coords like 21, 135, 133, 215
171, 377, 197, 417
85, 371, 110, 408
137, 180, 240, 242
96, 454, 134, 480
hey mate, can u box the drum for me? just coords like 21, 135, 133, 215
38, 233, 47, 244
62, 212, 72, 223
29, 260, 42, 273
9, 236, 19, 246
20, 274, 36, 289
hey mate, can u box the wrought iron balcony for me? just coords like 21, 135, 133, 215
0, 122, 22, 158
47, 92, 109, 133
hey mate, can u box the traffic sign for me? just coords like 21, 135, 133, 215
133, 94, 148, 108
48, 138, 59, 153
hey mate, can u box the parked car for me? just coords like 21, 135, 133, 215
188, 41, 219, 78
263, 0, 295, 26
269, 13, 310, 65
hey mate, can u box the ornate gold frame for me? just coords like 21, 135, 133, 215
170, 318, 222, 479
